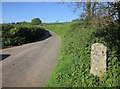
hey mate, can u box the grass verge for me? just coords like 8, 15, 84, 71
45, 22, 120, 87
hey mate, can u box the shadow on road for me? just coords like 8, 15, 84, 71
0, 31, 52, 61
0, 54, 10, 61
37, 30, 52, 41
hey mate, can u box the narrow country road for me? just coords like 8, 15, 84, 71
1, 31, 61, 87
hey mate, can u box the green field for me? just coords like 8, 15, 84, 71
44, 22, 120, 87
44, 22, 72, 39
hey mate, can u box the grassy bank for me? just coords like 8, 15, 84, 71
46, 22, 120, 87
44, 22, 72, 39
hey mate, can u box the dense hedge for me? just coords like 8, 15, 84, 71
47, 22, 120, 87
2, 24, 45, 48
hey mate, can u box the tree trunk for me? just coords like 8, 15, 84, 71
86, 0, 91, 19
116, 2, 120, 24
114, 1, 120, 24
92, 2, 97, 17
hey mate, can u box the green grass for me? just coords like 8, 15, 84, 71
44, 22, 72, 39
45, 22, 120, 87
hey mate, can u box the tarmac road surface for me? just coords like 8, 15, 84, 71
1, 31, 61, 87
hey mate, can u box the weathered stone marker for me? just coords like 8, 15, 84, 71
90, 43, 107, 78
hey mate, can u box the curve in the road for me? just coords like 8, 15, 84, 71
1, 31, 61, 87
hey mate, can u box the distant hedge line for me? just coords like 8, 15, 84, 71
2, 24, 45, 48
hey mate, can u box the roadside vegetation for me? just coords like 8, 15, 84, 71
1, 18, 45, 49
44, 22, 72, 38
46, 21, 120, 87
46, 2, 120, 87
1, 1, 120, 87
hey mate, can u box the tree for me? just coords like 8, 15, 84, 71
31, 18, 42, 25
111, 1, 120, 24
91, 1, 97, 17
69, 1, 96, 19
69, 1, 120, 25
86, 0, 91, 19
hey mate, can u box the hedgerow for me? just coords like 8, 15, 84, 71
2, 24, 45, 48
47, 22, 120, 87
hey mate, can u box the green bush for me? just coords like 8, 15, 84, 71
2, 24, 45, 48
47, 22, 120, 87
31, 18, 42, 25
2, 24, 14, 38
